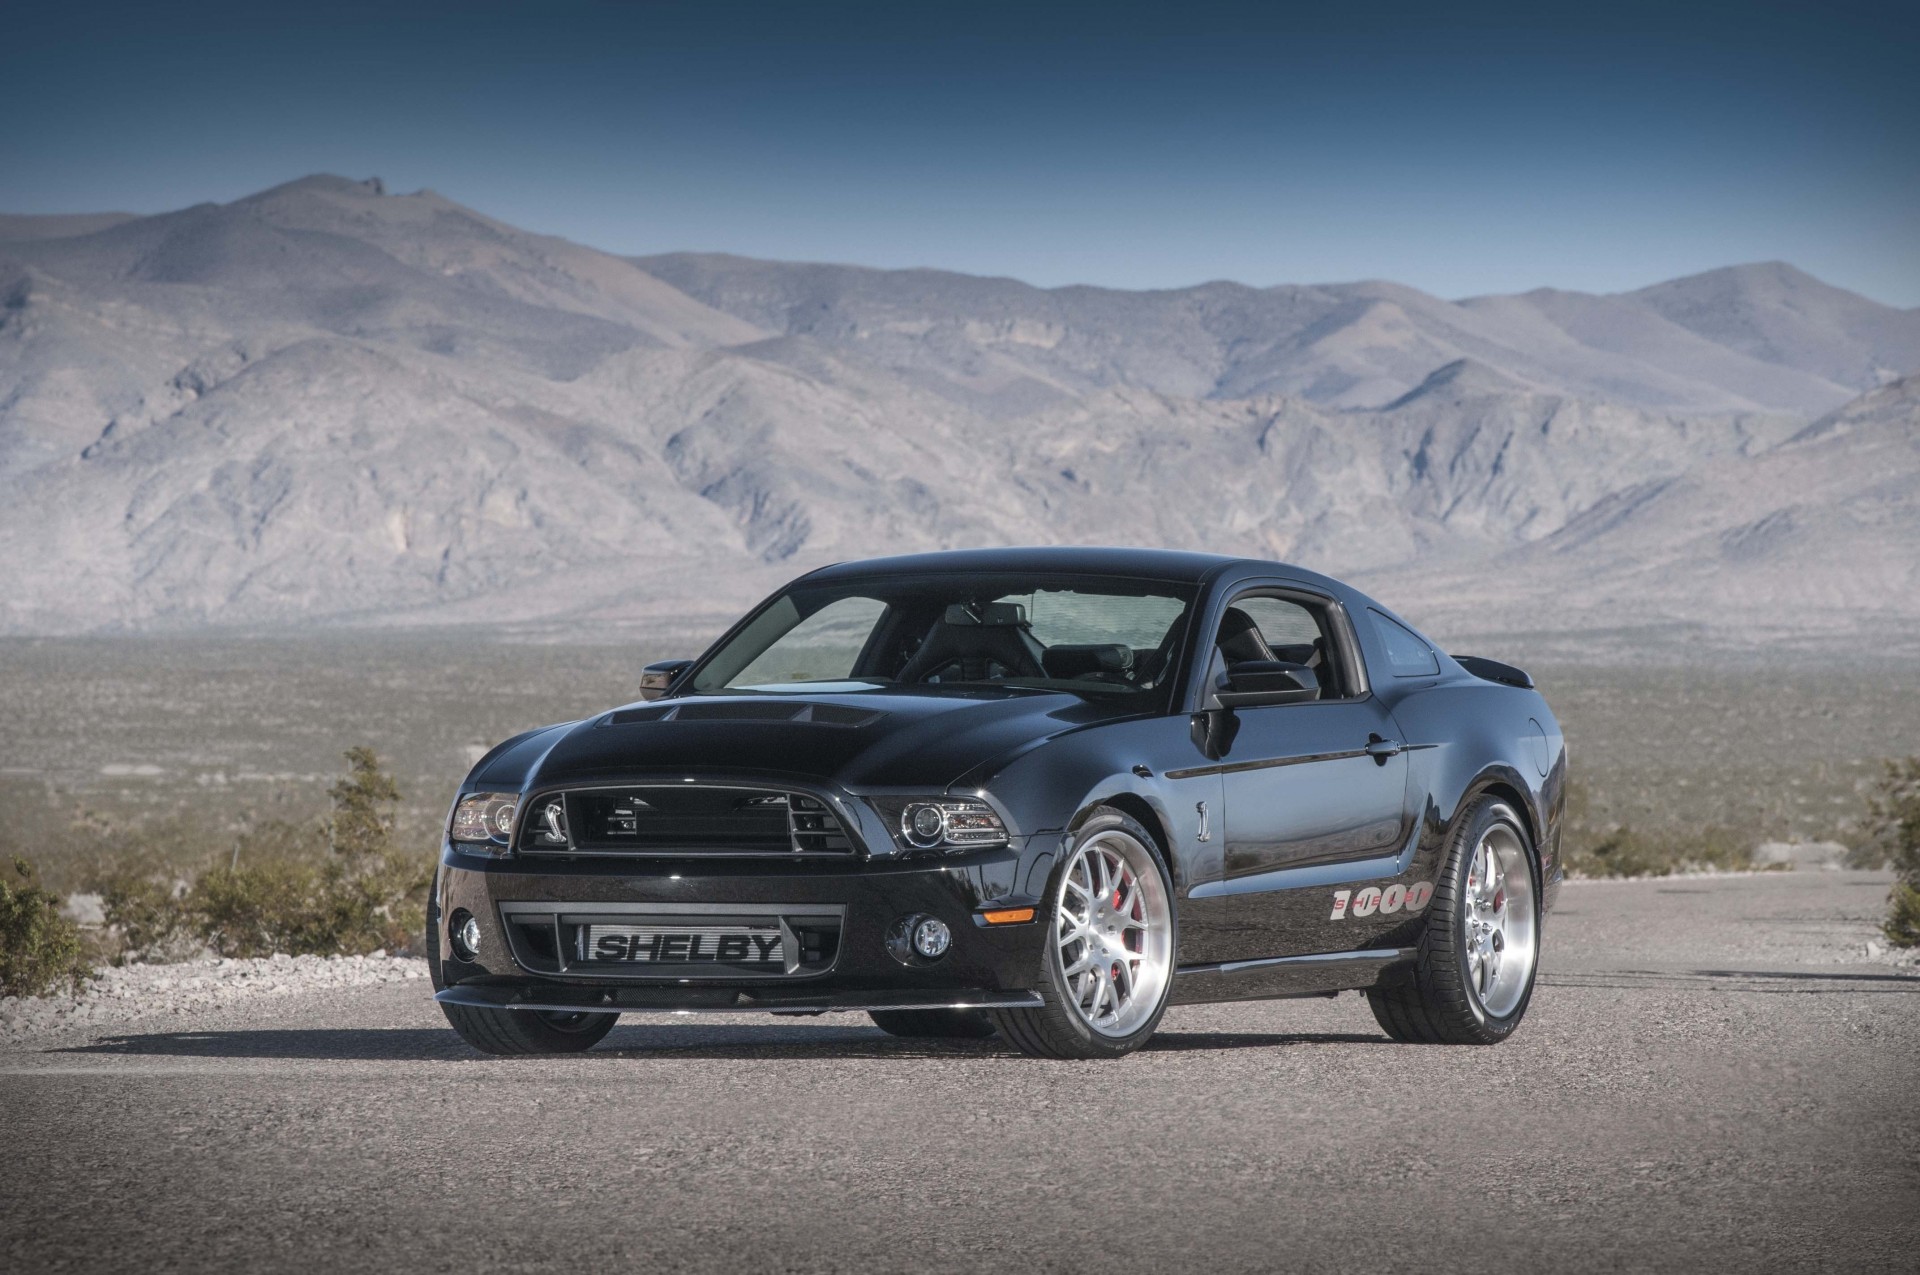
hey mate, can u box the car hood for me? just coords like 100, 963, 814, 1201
471, 686, 1127, 794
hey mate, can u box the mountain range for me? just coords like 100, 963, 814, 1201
1, 174, 1914, 647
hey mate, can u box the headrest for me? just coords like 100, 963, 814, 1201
1216, 607, 1277, 664
1042, 643, 1134, 679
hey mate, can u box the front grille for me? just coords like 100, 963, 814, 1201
499, 902, 845, 980
518, 785, 857, 856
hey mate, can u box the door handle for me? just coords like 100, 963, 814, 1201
1364, 734, 1404, 762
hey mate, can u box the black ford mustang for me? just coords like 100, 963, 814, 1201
431, 547, 1566, 1059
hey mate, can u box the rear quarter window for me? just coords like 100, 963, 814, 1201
1368, 609, 1439, 677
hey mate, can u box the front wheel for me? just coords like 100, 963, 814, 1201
990, 807, 1176, 1060
1365, 796, 1540, 1045
441, 1002, 619, 1055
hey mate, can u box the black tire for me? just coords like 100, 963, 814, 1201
867, 1008, 999, 1039
1365, 796, 1539, 1045
440, 1002, 619, 1055
989, 806, 1176, 1060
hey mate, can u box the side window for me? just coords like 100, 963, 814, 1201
1213, 592, 1352, 699
1368, 609, 1439, 677
1231, 596, 1322, 649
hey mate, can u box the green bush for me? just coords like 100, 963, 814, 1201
90, 855, 194, 964
1860, 757, 1920, 947
0, 858, 93, 998
1561, 824, 1755, 878
192, 751, 429, 958
83, 747, 433, 963
1887, 883, 1920, 949
1555, 777, 1757, 878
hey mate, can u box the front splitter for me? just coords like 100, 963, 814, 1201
436, 984, 1044, 1015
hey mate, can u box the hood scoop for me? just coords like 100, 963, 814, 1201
604, 701, 884, 728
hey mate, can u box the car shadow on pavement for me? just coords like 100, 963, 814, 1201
1145, 1030, 1389, 1052
57, 1024, 1390, 1062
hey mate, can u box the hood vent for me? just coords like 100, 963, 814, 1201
604, 702, 884, 728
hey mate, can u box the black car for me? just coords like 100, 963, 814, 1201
431, 547, 1566, 1059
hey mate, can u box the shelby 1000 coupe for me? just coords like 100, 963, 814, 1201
431, 548, 1566, 1059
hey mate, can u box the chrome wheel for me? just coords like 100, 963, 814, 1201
1053, 829, 1173, 1038
1463, 819, 1537, 1018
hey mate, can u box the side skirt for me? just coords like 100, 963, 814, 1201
1167, 947, 1415, 1006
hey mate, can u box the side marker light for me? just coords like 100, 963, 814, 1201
980, 907, 1037, 925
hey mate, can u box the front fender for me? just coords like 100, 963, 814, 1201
970, 715, 1216, 902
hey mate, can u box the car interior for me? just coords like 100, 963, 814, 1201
717, 582, 1348, 704
857, 597, 1189, 695
1211, 597, 1346, 700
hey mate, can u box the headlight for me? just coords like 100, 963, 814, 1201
868, 797, 1009, 853
450, 792, 518, 853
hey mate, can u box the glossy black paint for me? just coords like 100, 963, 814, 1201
432, 547, 1566, 1014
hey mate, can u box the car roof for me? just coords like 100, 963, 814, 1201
801, 546, 1308, 586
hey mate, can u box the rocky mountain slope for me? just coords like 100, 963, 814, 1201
1, 175, 1913, 642
639, 253, 1916, 416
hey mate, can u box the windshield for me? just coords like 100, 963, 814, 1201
690, 572, 1197, 703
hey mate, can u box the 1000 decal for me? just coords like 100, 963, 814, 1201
1329, 881, 1433, 920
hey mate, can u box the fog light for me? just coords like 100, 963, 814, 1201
449, 910, 481, 962
886, 913, 953, 965
912, 916, 952, 959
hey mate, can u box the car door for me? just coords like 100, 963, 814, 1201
1200, 589, 1414, 961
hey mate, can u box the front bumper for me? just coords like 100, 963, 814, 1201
433, 840, 1051, 1011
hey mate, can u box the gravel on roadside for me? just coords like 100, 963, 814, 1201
1, 953, 429, 1046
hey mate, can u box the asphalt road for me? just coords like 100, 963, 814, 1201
4, 872, 1916, 1273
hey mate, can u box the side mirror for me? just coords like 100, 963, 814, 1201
639, 658, 694, 701
1215, 660, 1319, 708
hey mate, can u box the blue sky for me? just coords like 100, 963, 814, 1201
4, 0, 1916, 303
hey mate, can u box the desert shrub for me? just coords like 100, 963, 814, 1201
0, 858, 93, 997
89, 856, 195, 963
321, 747, 430, 952
190, 856, 332, 958
1858, 757, 1920, 947
1852, 758, 1920, 871
1558, 780, 1754, 877
192, 750, 429, 958
329, 746, 403, 858
78, 748, 432, 963
1887, 884, 1920, 948
1561, 824, 1755, 878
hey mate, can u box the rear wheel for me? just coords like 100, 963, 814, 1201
990, 807, 1176, 1060
440, 1002, 619, 1055
867, 1008, 998, 1039
1365, 797, 1539, 1045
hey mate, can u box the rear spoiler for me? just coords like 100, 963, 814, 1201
1452, 655, 1534, 690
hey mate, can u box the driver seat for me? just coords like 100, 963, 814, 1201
1215, 606, 1277, 666
895, 610, 1047, 683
